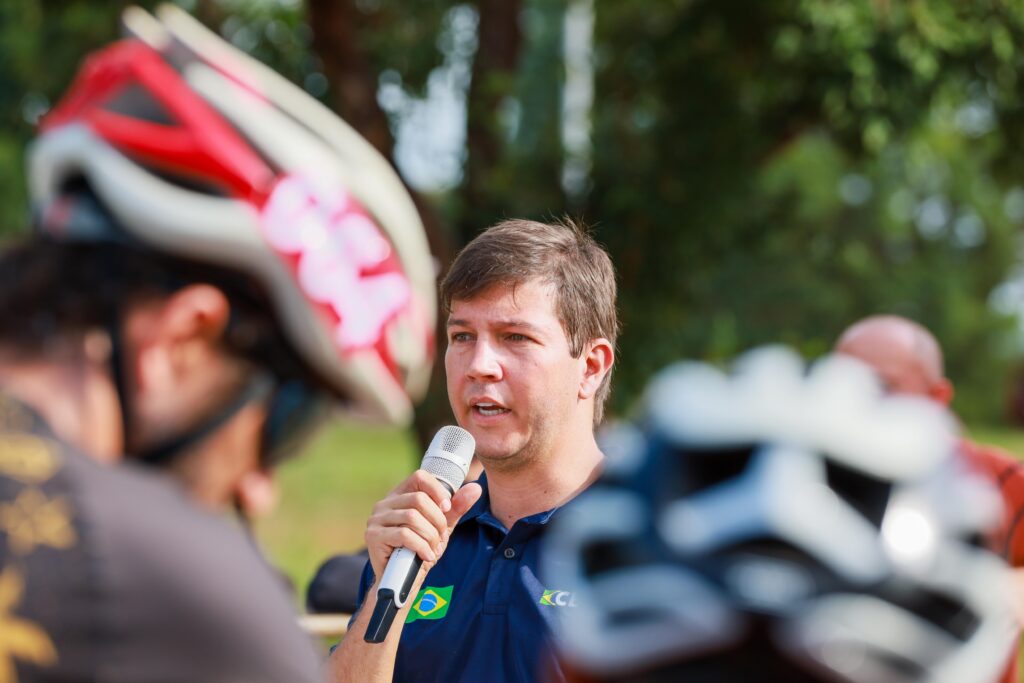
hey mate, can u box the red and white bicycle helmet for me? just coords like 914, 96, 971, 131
27, 4, 435, 425
544, 348, 1016, 683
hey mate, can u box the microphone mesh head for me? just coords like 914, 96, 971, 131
422, 425, 475, 494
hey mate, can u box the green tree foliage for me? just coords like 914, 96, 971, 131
4, 0, 1024, 426
0, 1, 156, 235
586, 0, 1024, 421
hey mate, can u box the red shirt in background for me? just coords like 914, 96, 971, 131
960, 439, 1024, 683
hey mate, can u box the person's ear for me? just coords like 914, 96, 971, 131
578, 338, 614, 401
234, 469, 279, 518
130, 285, 231, 393
160, 284, 231, 345
929, 377, 955, 406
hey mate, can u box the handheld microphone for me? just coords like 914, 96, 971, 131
364, 425, 475, 643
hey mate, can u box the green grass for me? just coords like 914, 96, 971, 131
966, 425, 1024, 459
254, 418, 417, 602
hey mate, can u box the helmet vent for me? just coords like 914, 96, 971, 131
583, 537, 657, 578
101, 83, 177, 125
884, 584, 981, 642
143, 165, 230, 197
823, 459, 892, 529
674, 444, 756, 497
862, 650, 926, 679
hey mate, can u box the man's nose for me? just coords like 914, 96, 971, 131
467, 339, 503, 381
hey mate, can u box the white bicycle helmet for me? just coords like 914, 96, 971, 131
543, 347, 1016, 682
27, 4, 435, 425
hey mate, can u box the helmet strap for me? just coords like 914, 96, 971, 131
133, 372, 274, 467
105, 307, 134, 455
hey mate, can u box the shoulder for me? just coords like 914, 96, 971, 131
960, 439, 1024, 567
77, 459, 322, 682
0, 431, 320, 683
960, 439, 1023, 488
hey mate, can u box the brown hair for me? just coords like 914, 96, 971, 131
441, 218, 619, 423
0, 236, 322, 393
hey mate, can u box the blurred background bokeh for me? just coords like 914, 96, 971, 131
5, 0, 1024, 595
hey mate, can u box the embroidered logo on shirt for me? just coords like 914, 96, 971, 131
0, 567, 58, 678
0, 434, 61, 485
539, 589, 576, 607
0, 488, 77, 556
406, 586, 453, 623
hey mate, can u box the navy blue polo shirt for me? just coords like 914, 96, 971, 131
353, 474, 568, 683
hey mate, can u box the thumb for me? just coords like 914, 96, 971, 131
445, 482, 482, 529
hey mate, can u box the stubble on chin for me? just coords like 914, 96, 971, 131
477, 445, 536, 475
474, 402, 564, 474
477, 424, 553, 475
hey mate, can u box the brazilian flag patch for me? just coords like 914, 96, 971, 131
406, 585, 453, 623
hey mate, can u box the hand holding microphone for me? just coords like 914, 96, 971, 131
363, 426, 481, 643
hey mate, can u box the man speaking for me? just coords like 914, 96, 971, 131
328, 218, 618, 682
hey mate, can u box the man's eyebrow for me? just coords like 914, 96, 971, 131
446, 318, 544, 332
499, 319, 544, 333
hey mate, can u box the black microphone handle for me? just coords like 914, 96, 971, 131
364, 551, 424, 643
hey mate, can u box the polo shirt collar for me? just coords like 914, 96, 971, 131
459, 473, 562, 532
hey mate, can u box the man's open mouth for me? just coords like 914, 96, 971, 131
473, 402, 510, 417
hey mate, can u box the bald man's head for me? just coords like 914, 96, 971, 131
835, 315, 954, 405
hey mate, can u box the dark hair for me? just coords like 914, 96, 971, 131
441, 218, 619, 423
0, 235, 318, 390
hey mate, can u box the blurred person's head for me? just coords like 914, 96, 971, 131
0, 5, 436, 515
440, 218, 617, 469
543, 347, 1013, 683
835, 314, 953, 405
0, 238, 312, 514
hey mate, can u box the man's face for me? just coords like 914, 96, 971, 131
445, 279, 583, 468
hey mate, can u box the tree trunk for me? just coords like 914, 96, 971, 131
460, 0, 524, 244
307, 0, 395, 158
305, 0, 456, 450
191, 0, 226, 29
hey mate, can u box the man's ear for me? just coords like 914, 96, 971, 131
130, 284, 231, 393
929, 377, 955, 407
578, 338, 614, 401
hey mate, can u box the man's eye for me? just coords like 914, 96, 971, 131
507, 333, 529, 342
451, 332, 472, 343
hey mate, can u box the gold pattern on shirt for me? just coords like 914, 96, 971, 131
0, 489, 76, 556
0, 567, 57, 683
0, 436, 60, 485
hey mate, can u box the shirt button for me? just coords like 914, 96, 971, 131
503, 547, 516, 559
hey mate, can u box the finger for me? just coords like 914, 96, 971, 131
392, 470, 454, 512
412, 469, 455, 512
367, 525, 437, 565
381, 491, 449, 537
445, 482, 483, 529
373, 508, 443, 550
392, 527, 437, 564
364, 528, 398, 577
